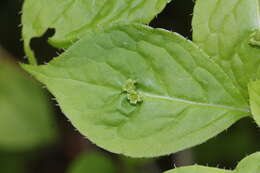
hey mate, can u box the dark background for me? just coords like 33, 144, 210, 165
0, 0, 260, 173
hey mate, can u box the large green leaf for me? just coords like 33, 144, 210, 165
22, 24, 249, 157
164, 165, 232, 173
192, 0, 260, 98
164, 152, 260, 173
22, 0, 171, 64
67, 152, 117, 173
0, 60, 57, 150
248, 80, 260, 126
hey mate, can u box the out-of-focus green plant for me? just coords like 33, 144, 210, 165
0, 59, 57, 151
67, 152, 117, 173
0, 151, 27, 173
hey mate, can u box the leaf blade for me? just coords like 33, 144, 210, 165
22, 24, 249, 157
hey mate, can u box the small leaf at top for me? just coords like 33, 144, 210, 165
192, 0, 260, 98
21, 0, 172, 64
22, 24, 249, 157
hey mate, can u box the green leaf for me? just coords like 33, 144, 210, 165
67, 152, 117, 173
0, 60, 57, 150
164, 165, 232, 173
235, 152, 260, 173
192, 0, 260, 98
248, 80, 260, 126
164, 152, 260, 173
22, 0, 172, 64
22, 24, 249, 157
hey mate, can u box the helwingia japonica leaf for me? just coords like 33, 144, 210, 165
67, 152, 117, 173
248, 80, 260, 126
235, 152, 260, 173
22, 0, 172, 64
192, 0, 260, 98
164, 165, 232, 173
164, 152, 260, 173
22, 24, 250, 157
0, 60, 57, 150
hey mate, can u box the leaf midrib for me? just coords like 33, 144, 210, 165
31, 67, 250, 113
142, 92, 250, 113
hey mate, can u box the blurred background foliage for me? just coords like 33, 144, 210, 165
0, 0, 259, 173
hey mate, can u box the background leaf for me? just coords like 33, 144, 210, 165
22, 24, 249, 157
22, 0, 172, 64
0, 151, 27, 173
192, 0, 260, 98
0, 60, 57, 150
67, 152, 117, 173
164, 152, 260, 173
164, 165, 232, 173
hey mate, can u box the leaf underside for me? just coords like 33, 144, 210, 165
22, 24, 249, 157
192, 0, 260, 98
22, 0, 172, 64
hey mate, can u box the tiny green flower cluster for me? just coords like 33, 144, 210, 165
249, 29, 260, 47
122, 79, 143, 105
